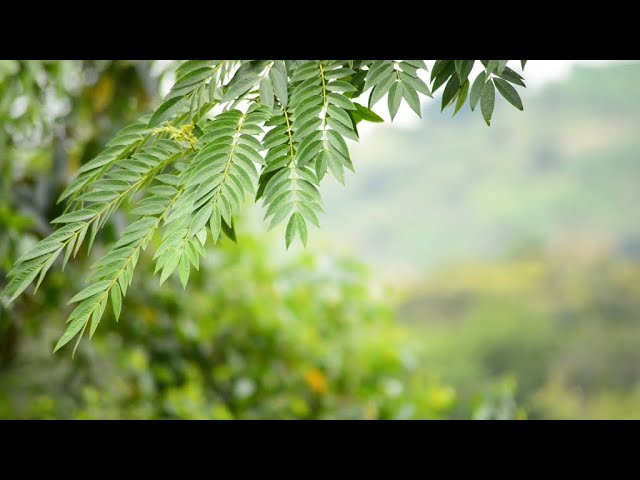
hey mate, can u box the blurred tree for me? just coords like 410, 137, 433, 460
399, 258, 640, 419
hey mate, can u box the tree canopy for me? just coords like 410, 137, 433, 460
0, 60, 528, 354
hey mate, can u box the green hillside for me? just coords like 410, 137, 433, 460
319, 62, 640, 275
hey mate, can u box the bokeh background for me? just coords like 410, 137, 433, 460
1, 60, 639, 419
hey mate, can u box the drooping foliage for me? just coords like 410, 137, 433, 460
1, 60, 528, 353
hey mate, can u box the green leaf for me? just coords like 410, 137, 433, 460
291, 61, 320, 82
268, 200, 295, 230
327, 93, 356, 111
297, 203, 320, 228
14, 238, 64, 264
78, 147, 124, 173
188, 92, 197, 121
297, 140, 323, 166
89, 300, 104, 339
34, 246, 63, 292
222, 61, 269, 103
73, 224, 89, 257
327, 104, 354, 129
364, 63, 392, 91
57, 175, 91, 203
354, 103, 384, 123
62, 238, 75, 272
156, 174, 179, 185
2, 263, 43, 303
148, 96, 185, 128
190, 205, 213, 236
54, 314, 89, 353
431, 62, 455, 93
326, 130, 350, 160
388, 81, 403, 121
76, 190, 119, 203
186, 241, 200, 270
327, 118, 358, 142
324, 68, 355, 80
131, 202, 167, 216
486, 60, 499, 74
296, 213, 308, 246
159, 252, 181, 286
400, 72, 431, 97
453, 80, 469, 116
480, 80, 495, 126
196, 229, 208, 247
285, 212, 307, 249
209, 206, 222, 242
315, 151, 328, 182
172, 66, 214, 92
285, 212, 304, 249
402, 59, 427, 69
221, 217, 237, 243
368, 74, 395, 108
91, 180, 129, 192
455, 60, 475, 82
431, 60, 452, 82
51, 204, 106, 224
470, 71, 487, 111
87, 221, 99, 254
284, 212, 298, 249
402, 86, 421, 117
68, 280, 110, 304
495, 67, 526, 87
293, 118, 322, 142
269, 67, 288, 108
259, 77, 274, 109
175, 60, 216, 79
441, 75, 460, 112
521, 60, 527, 70
326, 81, 357, 93
111, 286, 122, 322
327, 149, 345, 184
178, 254, 190, 289
493, 78, 523, 111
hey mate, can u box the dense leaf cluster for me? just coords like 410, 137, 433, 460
1, 60, 527, 353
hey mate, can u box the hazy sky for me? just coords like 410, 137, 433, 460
521, 60, 636, 88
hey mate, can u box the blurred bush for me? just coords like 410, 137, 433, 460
399, 257, 640, 419
1, 225, 464, 419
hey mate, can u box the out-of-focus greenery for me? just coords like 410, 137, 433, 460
1, 226, 463, 419
1, 60, 504, 419
400, 257, 640, 419
317, 61, 640, 419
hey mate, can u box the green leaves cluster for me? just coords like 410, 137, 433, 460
430, 60, 527, 126
364, 60, 432, 119
1, 59, 528, 353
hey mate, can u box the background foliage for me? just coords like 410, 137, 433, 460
319, 61, 640, 419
